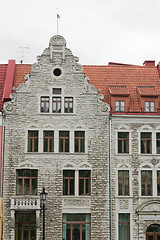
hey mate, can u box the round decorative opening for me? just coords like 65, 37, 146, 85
53, 68, 61, 76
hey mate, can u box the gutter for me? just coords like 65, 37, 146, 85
1, 110, 5, 197
109, 114, 112, 240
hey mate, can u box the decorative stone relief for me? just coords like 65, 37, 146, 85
100, 102, 110, 113
49, 35, 66, 46
4, 102, 13, 113
63, 199, 90, 207
119, 200, 129, 209
24, 74, 30, 82
65, 48, 73, 56
74, 56, 79, 62
74, 63, 83, 72
32, 63, 41, 72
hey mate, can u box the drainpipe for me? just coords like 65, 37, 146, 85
109, 114, 112, 240
1, 110, 5, 197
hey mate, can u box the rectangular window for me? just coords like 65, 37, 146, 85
53, 97, 61, 113
43, 131, 54, 152
63, 170, 75, 195
141, 170, 152, 196
118, 170, 129, 196
79, 170, 91, 195
59, 131, 69, 152
64, 97, 73, 113
28, 131, 38, 152
145, 101, 155, 112
118, 133, 129, 154
119, 213, 130, 240
75, 131, 85, 153
115, 101, 125, 112
141, 133, 152, 154
53, 88, 61, 94
156, 133, 160, 154
15, 213, 36, 240
40, 96, 49, 113
16, 169, 38, 195
63, 214, 90, 240
157, 171, 160, 196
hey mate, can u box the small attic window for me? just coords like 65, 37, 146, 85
53, 68, 61, 76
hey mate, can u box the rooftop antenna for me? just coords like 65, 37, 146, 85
56, 9, 60, 35
19, 46, 29, 64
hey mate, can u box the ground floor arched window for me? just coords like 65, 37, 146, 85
146, 224, 160, 240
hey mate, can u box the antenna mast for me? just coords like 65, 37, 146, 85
19, 46, 29, 64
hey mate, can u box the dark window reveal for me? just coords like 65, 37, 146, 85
119, 213, 130, 240
43, 131, 54, 152
141, 170, 152, 196
28, 131, 38, 152
75, 131, 85, 153
41, 97, 49, 113
16, 169, 38, 195
118, 132, 129, 154
79, 170, 91, 195
63, 170, 75, 195
156, 133, 160, 154
52, 97, 61, 113
64, 97, 73, 113
59, 131, 69, 152
141, 133, 152, 154
118, 170, 129, 196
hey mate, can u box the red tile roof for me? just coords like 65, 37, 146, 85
137, 86, 159, 97
0, 65, 7, 110
0, 61, 160, 114
108, 85, 130, 96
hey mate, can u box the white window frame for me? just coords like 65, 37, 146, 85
115, 127, 132, 155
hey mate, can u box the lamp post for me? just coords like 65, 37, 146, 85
40, 187, 48, 240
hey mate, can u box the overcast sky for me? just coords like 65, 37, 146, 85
1, 0, 160, 66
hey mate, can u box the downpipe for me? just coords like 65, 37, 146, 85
1, 110, 5, 197
109, 114, 112, 240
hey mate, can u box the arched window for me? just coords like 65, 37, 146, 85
146, 224, 160, 240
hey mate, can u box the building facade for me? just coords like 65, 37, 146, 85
1, 35, 160, 240
3, 35, 110, 239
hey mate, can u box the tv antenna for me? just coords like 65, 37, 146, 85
19, 46, 29, 64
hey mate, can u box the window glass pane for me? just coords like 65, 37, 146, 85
17, 179, 22, 195
65, 139, 69, 152
79, 179, 84, 195
150, 102, 155, 112
75, 139, 79, 152
32, 179, 37, 195
34, 138, 38, 152
63, 179, 68, 195
115, 101, 119, 111
28, 138, 32, 152
141, 140, 145, 153
70, 179, 74, 195
86, 179, 90, 195
59, 138, 63, 152
30, 224, 36, 240
82, 224, 90, 240
15, 224, 21, 240
23, 170, 30, 177
53, 88, 61, 94
23, 224, 29, 240
49, 138, 54, 152
73, 224, 80, 240
17, 170, 23, 177
80, 139, 85, 152
147, 140, 151, 153
145, 101, 149, 112
118, 140, 122, 153
124, 139, 129, 153
121, 101, 125, 111
124, 179, 129, 195
24, 179, 30, 195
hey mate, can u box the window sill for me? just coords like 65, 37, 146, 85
38, 112, 76, 116
115, 196, 133, 199
25, 152, 88, 155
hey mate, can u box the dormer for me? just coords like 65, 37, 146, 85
108, 85, 130, 113
137, 86, 159, 113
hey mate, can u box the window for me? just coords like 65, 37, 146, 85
64, 97, 73, 113
28, 131, 38, 152
15, 213, 36, 240
145, 101, 155, 112
75, 131, 85, 153
141, 133, 152, 154
63, 214, 90, 240
157, 171, 160, 196
53, 88, 61, 94
115, 101, 125, 112
141, 170, 152, 196
59, 131, 69, 152
118, 170, 129, 196
40, 97, 49, 113
63, 170, 75, 195
156, 133, 160, 154
118, 133, 129, 153
79, 170, 91, 195
43, 131, 54, 152
52, 97, 61, 113
16, 169, 38, 195
119, 213, 130, 240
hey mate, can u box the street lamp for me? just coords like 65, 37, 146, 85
40, 187, 48, 240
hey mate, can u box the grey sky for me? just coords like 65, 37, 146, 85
1, 0, 160, 66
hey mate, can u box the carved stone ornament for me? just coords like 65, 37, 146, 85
4, 102, 13, 113
98, 94, 104, 101
100, 103, 110, 113
74, 63, 83, 72
10, 93, 16, 101
24, 74, 30, 82
49, 35, 66, 46
64, 199, 90, 207
32, 63, 41, 72
119, 200, 129, 209
74, 56, 79, 62
65, 48, 73, 55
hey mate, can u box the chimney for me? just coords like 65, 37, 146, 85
143, 60, 155, 67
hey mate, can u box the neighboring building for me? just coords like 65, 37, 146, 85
1, 35, 160, 240
2, 36, 110, 239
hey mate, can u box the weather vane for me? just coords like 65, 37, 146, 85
56, 9, 60, 35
